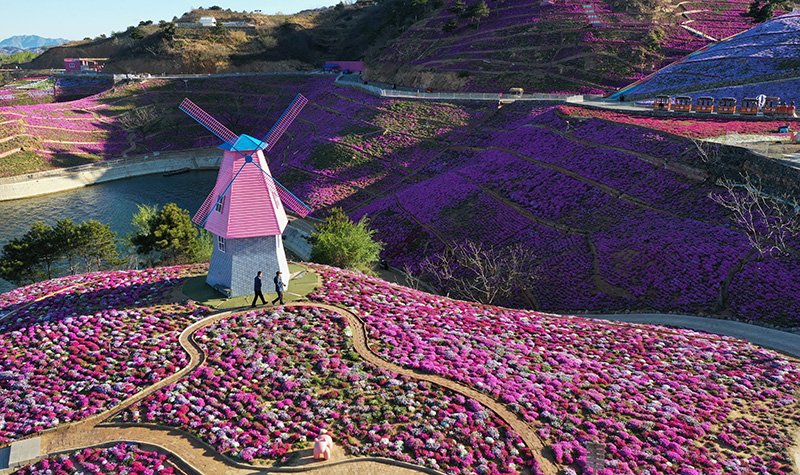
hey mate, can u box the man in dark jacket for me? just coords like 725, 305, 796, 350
272, 270, 286, 305
252, 271, 266, 307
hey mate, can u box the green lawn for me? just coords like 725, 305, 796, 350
182, 262, 319, 310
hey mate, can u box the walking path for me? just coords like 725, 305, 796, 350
30, 302, 491, 475
583, 313, 800, 359
5, 270, 800, 474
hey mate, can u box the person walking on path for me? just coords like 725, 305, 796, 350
272, 270, 286, 305
252, 271, 266, 307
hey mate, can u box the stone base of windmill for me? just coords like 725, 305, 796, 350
206, 234, 290, 297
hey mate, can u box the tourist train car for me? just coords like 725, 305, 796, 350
693, 97, 714, 113
739, 98, 760, 115
762, 97, 781, 115
673, 96, 692, 112
763, 97, 797, 117
775, 102, 797, 117
714, 97, 737, 114
653, 96, 671, 110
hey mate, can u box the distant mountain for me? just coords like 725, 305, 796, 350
0, 35, 68, 50
0, 46, 27, 56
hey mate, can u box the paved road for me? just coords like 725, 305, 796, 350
583, 313, 800, 358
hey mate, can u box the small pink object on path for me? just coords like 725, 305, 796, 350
313, 433, 333, 460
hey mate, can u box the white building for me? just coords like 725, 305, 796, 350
199, 17, 217, 27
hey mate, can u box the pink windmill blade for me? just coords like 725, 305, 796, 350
179, 98, 238, 146
259, 94, 308, 153
266, 173, 312, 218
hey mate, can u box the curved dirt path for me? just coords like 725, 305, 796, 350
36, 305, 453, 475
19, 287, 800, 475
314, 302, 559, 475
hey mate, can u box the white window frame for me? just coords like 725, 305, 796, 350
217, 236, 226, 253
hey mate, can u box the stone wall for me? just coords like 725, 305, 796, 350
0, 149, 222, 201
711, 145, 800, 196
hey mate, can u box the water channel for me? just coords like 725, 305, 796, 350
0, 171, 219, 294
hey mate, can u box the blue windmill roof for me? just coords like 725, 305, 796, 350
218, 134, 267, 152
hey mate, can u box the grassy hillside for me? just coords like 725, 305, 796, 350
618, 10, 800, 100
1, 74, 797, 327
368, 0, 784, 93
26, 1, 430, 75
20, 0, 791, 94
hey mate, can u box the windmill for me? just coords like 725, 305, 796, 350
179, 94, 310, 298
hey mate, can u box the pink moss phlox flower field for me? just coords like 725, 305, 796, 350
0, 266, 208, 443
309, 264, 800, 475
16, 443, 176, 475
118, 306, 537, 474
372, 0, 766, 92
2, 75, 799, 325
558, 105, 797, 139
630, 11, 800, 98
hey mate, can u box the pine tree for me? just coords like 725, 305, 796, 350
308, 208, 383, 271
131, 203, 201, 265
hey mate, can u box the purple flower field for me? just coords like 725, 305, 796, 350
370, 0, 768, 93
310, 264, 800, 475
2, 74, 797, 326
0, 266, 208, 443
626, 11, 800, 98
16, 443, 177, 474
118, 305, 536, 472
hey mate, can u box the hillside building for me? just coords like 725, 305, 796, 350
63, 58, 106, 73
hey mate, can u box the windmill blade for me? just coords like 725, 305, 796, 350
193, 162, 249, 227
259, 94, 308, 153
179, 98, 238, 146
267, 174, 312, 217
249, 159, 312, 217
192, 190, 218, 227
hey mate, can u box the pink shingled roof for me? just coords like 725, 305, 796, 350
199, 149, 288, 238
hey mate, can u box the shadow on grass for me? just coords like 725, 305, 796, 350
182, 262, 320, 310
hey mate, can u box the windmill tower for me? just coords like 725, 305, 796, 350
180, 95, 311, 297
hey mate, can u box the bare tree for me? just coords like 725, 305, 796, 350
418, 240, 539, 306
710, 173, 799, 258
709, 173, 800, 312
118, 105, 164, 149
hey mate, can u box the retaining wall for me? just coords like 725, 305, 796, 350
0, 149, 222, 201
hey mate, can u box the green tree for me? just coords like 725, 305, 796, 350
213, 23, 229, 36
125, 204, 159, 267
132, 203, 201, 265
159, 21, 176, 40
53, 218, 81, 275
27, 222, 60, 280
0, 231, 43, 285
75, 220, 123, 272
308, 208, 383, 271
195, 229, 214, 263
464, 0, 490, 27
449, 0, 466, 14
741, 0, 788, 22
130, 27, 146, 40
442, 18, 459, 32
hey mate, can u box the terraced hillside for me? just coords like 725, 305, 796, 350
618, 10, 800, 100
368, 0, 778, 93
1, 74, 798, 327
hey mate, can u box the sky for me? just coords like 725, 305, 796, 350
1, 0, 343, 41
